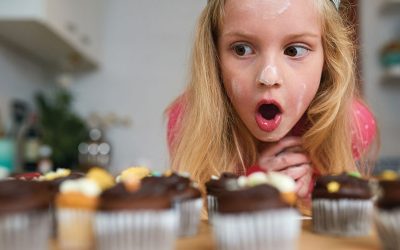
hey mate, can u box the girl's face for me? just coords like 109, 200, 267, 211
218, 0, 324, 142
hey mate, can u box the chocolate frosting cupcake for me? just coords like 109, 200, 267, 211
205, 172, 238, 197
217, 184, 289, 214
46, 172, 86, 195
98, 182, 172, 211
0, 180, 52, 215
142, 174, 201, 202
376, 180, 400, 210
50, 172, 86, 188
312, 173, 372, 200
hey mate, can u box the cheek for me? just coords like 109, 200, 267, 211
223, 71, 251, 103
229, 79, 243, 99
287, 62, 322, 116
225, 79, 247, 108
290, 82, 319, 116
224, 78, 254, 118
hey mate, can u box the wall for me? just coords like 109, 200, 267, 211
360, 1, 400, 159
2, 0, 398, 174
0, 42, 49, 128
71, 0, 206, 173
72, 0, 400, 173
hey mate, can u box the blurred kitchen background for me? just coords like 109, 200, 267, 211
0, 0, 399, 175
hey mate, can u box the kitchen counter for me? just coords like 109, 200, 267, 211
51, 218, 381, 249
177, 219, 381, 250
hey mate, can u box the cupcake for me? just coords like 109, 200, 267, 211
116, 166, 151, 182
212, 183, 300, 250
373, 171, 400, 250
205, 172, 238, 221
55, 167, 113, 250
95, 180, 177, 250
37, 168, 86, 238
142, 172, 203, 237
0, 180, 52, 250
238, 171, 297, 205
45, 170, 86, 191
312, 172, 373, 236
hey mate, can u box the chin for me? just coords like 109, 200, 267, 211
253, 127, 291, 142
255, 132, 285, 142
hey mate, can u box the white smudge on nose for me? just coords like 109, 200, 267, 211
258, 64, 282, 86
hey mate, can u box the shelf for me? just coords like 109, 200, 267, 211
382, 66, 400, 83
0, 20, 97, 72
0, 0, 103, 72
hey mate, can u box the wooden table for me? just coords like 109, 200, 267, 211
176, 219, 382, 250
52, 219, 381, 249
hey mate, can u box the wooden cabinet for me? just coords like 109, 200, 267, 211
0, 0, 103, 72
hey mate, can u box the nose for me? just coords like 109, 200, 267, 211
257, 63, 283, 87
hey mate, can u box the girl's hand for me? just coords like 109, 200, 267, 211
257, 136, 313, 198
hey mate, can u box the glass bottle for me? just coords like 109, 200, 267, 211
22, 113, 41, 172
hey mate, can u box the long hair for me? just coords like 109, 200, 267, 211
168, 0, 377, 187
305, 0, 379, 176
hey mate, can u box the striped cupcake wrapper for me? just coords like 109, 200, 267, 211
213, 208, 300, 250
312, 199, 373, 236
0, 211, 50, 250
174, 198, 203, 237
374, 208, 400, 250
95, 209, 177, 250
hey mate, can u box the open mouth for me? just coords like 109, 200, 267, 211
258, 103, 281, 120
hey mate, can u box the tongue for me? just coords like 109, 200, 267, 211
259, 104, 280, 120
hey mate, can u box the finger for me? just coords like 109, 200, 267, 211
274, 136, 304, 155
276, 145, 305, 156
266, 152, 310, 171
259, 136, 303, 156
281, 164, 309, 180
295, 173, 312, 198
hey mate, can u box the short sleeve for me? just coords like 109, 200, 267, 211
166, 96, 184, 151
351, 99, 377, 159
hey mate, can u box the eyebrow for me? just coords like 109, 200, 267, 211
221, 30, 256, 39
221, 30, 320, 40
286, 33, 320, 40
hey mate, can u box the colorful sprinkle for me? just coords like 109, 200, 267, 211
121, 166, 150, 180
122, 175, 141, 192
87, 167, 115, 190
380, 170, 398, 181
327, 181, 340, 193
163, 169, 173, 177
348, 172, 362, 178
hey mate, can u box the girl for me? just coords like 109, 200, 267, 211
166, 0, 378, 204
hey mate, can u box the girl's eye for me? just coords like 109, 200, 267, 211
284, 45, 310, 58
232, 44, 253, 56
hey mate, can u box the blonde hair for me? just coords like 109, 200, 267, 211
168, 0, 378, 187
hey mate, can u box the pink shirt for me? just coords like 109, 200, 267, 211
167, 97, 377, 174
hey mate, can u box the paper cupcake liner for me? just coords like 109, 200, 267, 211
213, 209, 300, 250
207, 195, 218, 223
374, 208, 400, 250
57, 208, 95, 250
174, 198, 203, 237
312, 199, 373, 236
0, 211, 50, 250
95, 209, 177, 250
